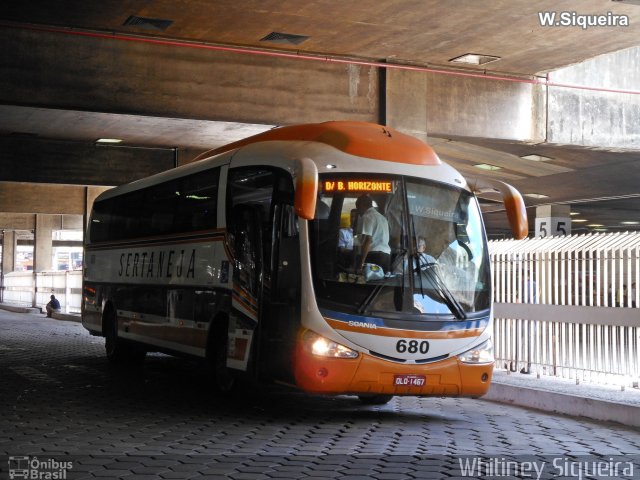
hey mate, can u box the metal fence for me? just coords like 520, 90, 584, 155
489, 231, 640, 387
1, 270, 82, 314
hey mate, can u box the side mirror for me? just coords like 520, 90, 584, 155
476, 179, 528, 240
294, 157, 318, 220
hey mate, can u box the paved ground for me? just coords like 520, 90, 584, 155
1, 310, 639, 479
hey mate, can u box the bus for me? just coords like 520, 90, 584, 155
82, 121, 527, 404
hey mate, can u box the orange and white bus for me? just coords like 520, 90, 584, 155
82, 121, 526, 403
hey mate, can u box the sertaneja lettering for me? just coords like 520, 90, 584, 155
147, 252, 155, 277
117, 249, 197, 279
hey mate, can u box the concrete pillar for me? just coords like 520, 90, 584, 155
34, 214, 55, 272
535, 205, 571, 238
385, 67, 428, 142
2, 230, 16, 274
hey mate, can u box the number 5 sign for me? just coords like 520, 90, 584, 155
535, 205, 571, 238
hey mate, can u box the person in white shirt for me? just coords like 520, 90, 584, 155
355, 195, 391, 272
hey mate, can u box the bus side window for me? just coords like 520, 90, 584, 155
90, 199, 113, 243
177, 168, 219, 231
148, 182, 178, 236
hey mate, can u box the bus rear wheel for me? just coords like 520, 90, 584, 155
357, 394, 393, 405
104, 309, 146, 365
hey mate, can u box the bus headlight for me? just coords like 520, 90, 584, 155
458, 338, 494, 364
303, 331, 359, 359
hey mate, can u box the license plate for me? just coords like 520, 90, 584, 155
394, 374, 426, 387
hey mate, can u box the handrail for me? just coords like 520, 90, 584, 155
490, 231, 639, 387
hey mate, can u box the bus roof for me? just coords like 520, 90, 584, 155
195, 121, 441, 167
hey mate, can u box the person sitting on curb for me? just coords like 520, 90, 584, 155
46, 295, 61, 318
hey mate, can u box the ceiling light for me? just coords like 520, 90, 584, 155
570, 212, 580, 216
572, 219, 588, 223
520, 154, 553, 162
621, 221, 639, 225
123, 15, 173, 31
474, 164, 502, 171
450, 53, 501, 65
96, 138, 123, 144
587, 224, 604, 227
523, 193, 549, 199
260, 32, 309, 45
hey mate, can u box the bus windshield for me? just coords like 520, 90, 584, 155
310, 174, 491, 320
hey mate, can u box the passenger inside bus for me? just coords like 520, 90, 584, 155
355, 194, 391, 273
337, 210, 356, 270
393, 236, 436, 274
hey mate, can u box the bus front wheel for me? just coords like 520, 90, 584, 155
104, 309, 145, 365
207, 317, 237, 394
357, 394, 393, 405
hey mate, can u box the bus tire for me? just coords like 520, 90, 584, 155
103, 307, 146, 365
357, 394, 393, 405
207, 315, 236, 394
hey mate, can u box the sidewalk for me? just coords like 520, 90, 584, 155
485, 368, 640, 428
0, 302, 81, 322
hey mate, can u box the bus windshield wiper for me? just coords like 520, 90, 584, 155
419, 263, 467, 320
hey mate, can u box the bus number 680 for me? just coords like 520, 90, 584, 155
396, 339, 429, 354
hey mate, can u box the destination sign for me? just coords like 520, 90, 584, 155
322, 180, 394, 193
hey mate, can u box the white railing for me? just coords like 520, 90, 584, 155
1, 270, 82, 314
490, 231, 640, 387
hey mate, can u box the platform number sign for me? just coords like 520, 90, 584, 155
535, 217, 570, 238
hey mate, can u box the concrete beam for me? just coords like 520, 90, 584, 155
0, 28, 379, 126
0, 25, 557, 149
547, 46, 640, 149
0, 183, 111, 215
0, 213, 84, 231
61, 215, 84, 230
0, 213, 35, 230
426, 72, 546, 143
0, 138, 176, 185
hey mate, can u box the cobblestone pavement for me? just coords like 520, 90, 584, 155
1, 310, 639, 479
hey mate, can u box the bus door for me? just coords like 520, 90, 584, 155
258, 202, 301, 383
225, 167, 296, 383
224, 202, 264, 375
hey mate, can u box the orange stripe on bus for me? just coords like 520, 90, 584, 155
232, 293, 258, 318
222, 241, 234, 262
233, 284, 258, 308
325, 318, 484, 339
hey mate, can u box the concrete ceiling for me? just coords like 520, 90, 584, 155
1, 1, 640, 237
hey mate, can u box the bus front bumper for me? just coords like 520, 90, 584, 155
294, 342, 493, 398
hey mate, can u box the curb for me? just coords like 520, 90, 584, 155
0, 303, 41, 314
51, 311, 82, 323
0, 303, 81, 322
484, 380, 640, 428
